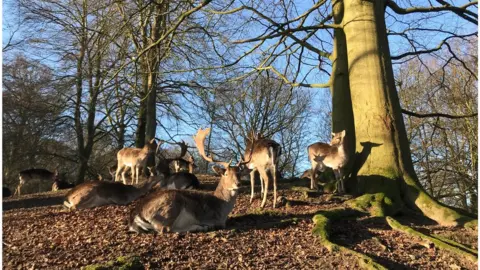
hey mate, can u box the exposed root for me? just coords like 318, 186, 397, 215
347, 193, 402, 217
431, 234, 478, 256
403, 175, 477, 228
386, 216, 478, 263
312, 209, 386, 270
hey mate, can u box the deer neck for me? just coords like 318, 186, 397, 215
213, 179, 238, 205
188, 163, 194, 173
136, 179, 156, 197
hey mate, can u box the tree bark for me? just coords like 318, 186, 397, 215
342, 0, 473, 226
331, 0, 356, 191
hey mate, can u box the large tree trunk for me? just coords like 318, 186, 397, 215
342, 0, 474, 226
331, 0, 356, 191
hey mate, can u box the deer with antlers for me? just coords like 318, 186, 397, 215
307, 130, 348, 194
128, 128, 251, 234
155, 140, 191, 177
115, 139, 157, 185
244, 132, 282, 208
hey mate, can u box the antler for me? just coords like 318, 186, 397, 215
175, 140, 188, 159
193, 128, 231, 169
237, 136, 256, 167
155, 140, 165, 158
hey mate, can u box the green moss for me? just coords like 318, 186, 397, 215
347, 193, 401, 217
312, 209, 386, 269
464, 219, 477, 230
323, 182, 337, 193
290, 186, 311, 192
386, 216, 477, 263
82, 256, 143, 270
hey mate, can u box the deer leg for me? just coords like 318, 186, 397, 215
136, 166, 140, 185
249, 169, 256, 203
260, 170, 265, 194
121, 166, 128, 185
310, 160, 318, 190
258, 168, 270, 208
116, 165, 124, 183
130, 166, 136, 185
272, 164, 278, 208
15, 184, 21, 196
338, 168, 345, 194
334, 169, 344, 194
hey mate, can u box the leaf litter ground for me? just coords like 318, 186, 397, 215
3, 175, 477, 269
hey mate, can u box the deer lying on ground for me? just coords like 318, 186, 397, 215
244, 132, 282, 208
307, 130, 348, 193
15, 168, 61, 195
115, 139, 157, 185
157, 172, 201, 190
128, 128, 250, 234
52, 179, 75, 191
172, 156, 197, 173
155, 141, 194, 177
64, 167, 159, 210
154, 141, 200, 190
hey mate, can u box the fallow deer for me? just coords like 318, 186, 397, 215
52, 179, 75, 191
172, 156, 197, 173
115, 139, 157, 185
15, 168, 61, 195
128, 128, 250, 234
245, 133, 282, 208
155, 140, 190, 178
307, 130, 348, 194
63, 167, 160, 210
158, 172, 201, 190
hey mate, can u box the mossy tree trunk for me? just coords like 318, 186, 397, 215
340, 0, 474, 226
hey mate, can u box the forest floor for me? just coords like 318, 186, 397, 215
3, 175, 478, 269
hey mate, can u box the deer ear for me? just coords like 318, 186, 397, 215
149, 138, 156, 144
341, 130, 346, 137
331, 132, 335, 137
212, 166, 226, 176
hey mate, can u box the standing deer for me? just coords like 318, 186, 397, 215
307, 130, 348, 193
15, 168, 61, 195
115, 139, 157, 185
128, 128, 250, 234
245, 133, 282, 208
64, 167, 159, 210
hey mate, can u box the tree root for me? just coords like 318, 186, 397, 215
430, 234, 478, 256
347, 193, 402, 217
386, 216, 478, 263
312, 209, 386, 270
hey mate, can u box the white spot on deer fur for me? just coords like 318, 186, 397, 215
134, 215, 153, 231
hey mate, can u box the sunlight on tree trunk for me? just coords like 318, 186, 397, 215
342, 0, 474, 226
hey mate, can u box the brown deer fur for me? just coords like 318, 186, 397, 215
307, 130, 348, 193
63, 173, 159, 210
128, 128, 249, 233
245, 135, 281, 208
115, 139, 157, 185
16, 168, 60, 195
